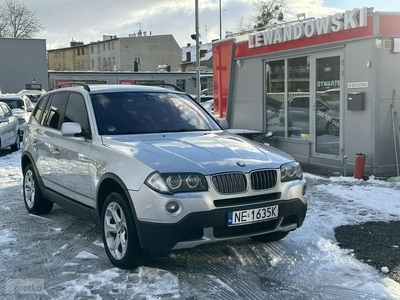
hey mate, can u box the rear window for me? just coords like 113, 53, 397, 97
1, 99, 24, 109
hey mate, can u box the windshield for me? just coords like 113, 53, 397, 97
91, 91, 221, 135
1, 99, 24, 109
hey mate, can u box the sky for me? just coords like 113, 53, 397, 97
21, 0, 400, 50
1, 144, 400, 298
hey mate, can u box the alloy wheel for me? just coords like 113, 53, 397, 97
104, 202, 128, 260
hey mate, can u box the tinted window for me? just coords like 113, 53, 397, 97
1, 99, 24, 109
33, 95, 50, 123
64, 93, 90, 132
44, 93, 68, 130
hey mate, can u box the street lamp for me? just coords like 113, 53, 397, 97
219, 0, 222, 40
195, 0, 201, 102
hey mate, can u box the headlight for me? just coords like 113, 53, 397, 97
280, 162, 303, 182
145, 172, 208, 194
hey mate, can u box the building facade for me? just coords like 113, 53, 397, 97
48, 33, 182, 72
0, 38, 48, 93
47, 41, 89, 71
213, 7, 400, 177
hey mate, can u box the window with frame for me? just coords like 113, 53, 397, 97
64, 93, 90, 133
134, 57, 141, 65
43, 93, 68, 130
33, 95, 49, 123
90, 46, 94, 54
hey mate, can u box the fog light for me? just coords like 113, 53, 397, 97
166, 201, 180, 213
302, 184, 307, 195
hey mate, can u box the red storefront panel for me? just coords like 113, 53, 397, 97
234, 15, 374, 59
379, 15, 400, 35
212, 40, 234, 119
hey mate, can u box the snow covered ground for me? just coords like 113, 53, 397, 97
0, 147, 400, 299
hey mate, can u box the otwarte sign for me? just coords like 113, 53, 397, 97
248, 7, 368, 48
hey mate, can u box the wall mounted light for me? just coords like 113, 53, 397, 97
366, 60, 371, 68
237, 59, 242, 67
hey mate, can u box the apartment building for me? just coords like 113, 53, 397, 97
48, 33, 182, 72
47, 40, 88, 71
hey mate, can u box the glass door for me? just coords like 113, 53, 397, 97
310, 53, 342, 157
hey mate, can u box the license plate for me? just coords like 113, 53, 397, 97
228, 205, 278, 226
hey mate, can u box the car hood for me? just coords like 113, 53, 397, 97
102, 131, 294, 174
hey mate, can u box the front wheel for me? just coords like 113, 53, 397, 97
250, 231, 289, 243
23, 164, 53, 214
102, 192, 147, 269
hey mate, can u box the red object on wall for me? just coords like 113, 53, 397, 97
212, 40, 234, 119
354, 153, 366, 179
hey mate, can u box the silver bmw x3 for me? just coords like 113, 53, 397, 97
21, 83, 307, 269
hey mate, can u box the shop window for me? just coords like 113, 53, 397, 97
315, 56, 341, 156
265, 57, 310, 139
265, 60, 285, 137
287, 56, 310, 138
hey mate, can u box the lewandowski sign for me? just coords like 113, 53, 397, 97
248, 7, 368, 48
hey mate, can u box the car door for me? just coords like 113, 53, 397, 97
50, 92, 94, 207
28, 94, 58, 186
0, 103, 17, 147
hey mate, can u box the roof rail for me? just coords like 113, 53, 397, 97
136, 82, 184, 92
51, 82, 91, 92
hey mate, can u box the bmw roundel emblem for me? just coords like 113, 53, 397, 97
236, 161, 246, 167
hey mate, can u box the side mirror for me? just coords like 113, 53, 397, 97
217, 118, 229, 129
61, 122, 82, 136
265, 131, 274, 139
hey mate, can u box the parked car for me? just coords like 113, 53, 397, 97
278, 95, 339, 136
201, 99, 214, 115
18, 89, 44, 106
0, 101, 20, 153
0, 94, 33, 141
21, 83, 307, 269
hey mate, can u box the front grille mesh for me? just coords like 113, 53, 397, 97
251, 170, 277, 190
212, 170, 277, 194
212, 173, 247, 194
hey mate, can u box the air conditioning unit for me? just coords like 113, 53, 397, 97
382, 38, 392, 50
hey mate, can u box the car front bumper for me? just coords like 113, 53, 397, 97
135, 198, 307, 251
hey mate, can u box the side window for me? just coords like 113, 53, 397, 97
0, 105, 4, 117
33, 95, 50, 123
64, 93, 90, 132
44, 93, 68, 130
2, 104, 12, 117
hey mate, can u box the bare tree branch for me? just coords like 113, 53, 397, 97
235, 0, 289, 33
0, 0, 44, 38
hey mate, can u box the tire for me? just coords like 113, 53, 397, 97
102, 192, 147, 269
23, 164, 53, 214
250, 231, 289, 243
10, 135, 20, 152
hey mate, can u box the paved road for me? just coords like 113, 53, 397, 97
0, 154, 399, 299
